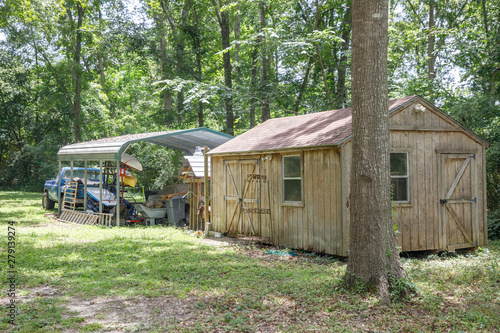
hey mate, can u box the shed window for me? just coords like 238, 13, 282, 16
283, 155, 302, 202
390, 153, 409, 202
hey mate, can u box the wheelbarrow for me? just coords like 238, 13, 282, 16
135, 204, 167, 226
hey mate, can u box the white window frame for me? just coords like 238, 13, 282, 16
282, 154, 303, 205
390, 151, 410, 203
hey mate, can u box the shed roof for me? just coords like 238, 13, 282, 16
209, 95, 488, 155
209, 96, 414, 155
58, 127, 233, 161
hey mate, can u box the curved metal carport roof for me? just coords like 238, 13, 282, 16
57, 127, 233, 161
56, 127, 233, 226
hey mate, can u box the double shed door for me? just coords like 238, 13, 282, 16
223, 159, 260, 235
439, 152, 478, 251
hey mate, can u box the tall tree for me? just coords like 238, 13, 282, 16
345, 0, 413, 303
259, 1, 270, 122
64, 0, 85, 142
212, 0, 234, 135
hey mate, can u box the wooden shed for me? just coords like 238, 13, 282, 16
179, 154, 210, 230
208, 95, 489, 256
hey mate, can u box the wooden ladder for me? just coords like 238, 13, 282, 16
59, 210, 99, 225
62, 181, 78, 211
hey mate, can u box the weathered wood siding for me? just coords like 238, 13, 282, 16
341, 102, 487, 252
210, 148, 345, 256
211, 101, 487, 255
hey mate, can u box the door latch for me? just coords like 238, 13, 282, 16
440, 199, 448, 204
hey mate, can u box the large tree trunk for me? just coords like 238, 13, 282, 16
259, 1, 270, 122
345, 0, 412, 304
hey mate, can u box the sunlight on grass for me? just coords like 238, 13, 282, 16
1, 191, 499, 332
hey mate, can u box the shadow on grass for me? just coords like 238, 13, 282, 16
17, 230, 343, 301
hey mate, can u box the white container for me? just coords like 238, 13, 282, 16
135, 204, 167, 219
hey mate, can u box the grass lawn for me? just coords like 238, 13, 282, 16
0, 191, 499, 332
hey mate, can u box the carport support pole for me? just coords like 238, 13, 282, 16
58, 160, 62, 216
116, 159, 120, 226
99, 160, 103, 216
204, 146, 210, 231
84, 161, 88, 212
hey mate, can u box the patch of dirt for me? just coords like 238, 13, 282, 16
62, 296, 199, 332
0, 286, 61, 306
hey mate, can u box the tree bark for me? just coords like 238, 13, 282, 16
336, 1, 352, 109
151, 10, 173, 116
259, 1, 270, 122
215, 0, 234, 135
345, 0, 412, 304
66, 3, 84, 143
293, 56, 313, 115
249, 43, 259, 128
189, 1, 204, 127
427, 0, 436, 101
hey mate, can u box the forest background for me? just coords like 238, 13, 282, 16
0, 0, 499, 238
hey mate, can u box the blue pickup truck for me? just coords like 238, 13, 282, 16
42, 167, 101, 210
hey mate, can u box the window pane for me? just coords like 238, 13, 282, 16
390, 153, 407, 176
284, 156, 301, 177
284, 179, 302, 201
391, 178, 408, 201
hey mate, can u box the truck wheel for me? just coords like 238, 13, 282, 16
42, 192, 55, 210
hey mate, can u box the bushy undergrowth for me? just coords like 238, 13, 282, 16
488, 209, 500, 240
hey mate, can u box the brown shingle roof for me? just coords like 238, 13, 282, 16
210, 96, 417, 155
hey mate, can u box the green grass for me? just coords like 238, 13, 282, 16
1, 191, 499, 332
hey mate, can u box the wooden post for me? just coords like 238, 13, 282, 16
204, 146, 210, 228
84, 161, 88, 212
116, 159, 120, 226
99, 160, 103, 216
58, 160, 62, 216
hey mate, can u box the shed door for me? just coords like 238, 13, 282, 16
439, 153, 478, 251
223, 159, 260, 235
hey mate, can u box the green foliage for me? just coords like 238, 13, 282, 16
487, 210, 500, 240
127, 142, 184, 190
0, 0, 499, 216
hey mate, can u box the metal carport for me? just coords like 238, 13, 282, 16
57, 127, 233, 225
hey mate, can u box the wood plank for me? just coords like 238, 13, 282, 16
481, 146, 488, 246
446, 204, 473, 244
340, 142, 351, 256
416, 132, 426, 250
334, 149, 342, 255
324, 149, 332, 254
445, 157, 471, 200
430, 130, 440, 249
306, 150, 314, 251
276, 155, 283, 246
408, 131, 418, 250
424, 133, 433, 249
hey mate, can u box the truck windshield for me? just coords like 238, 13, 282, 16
62, 170, 101, 181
